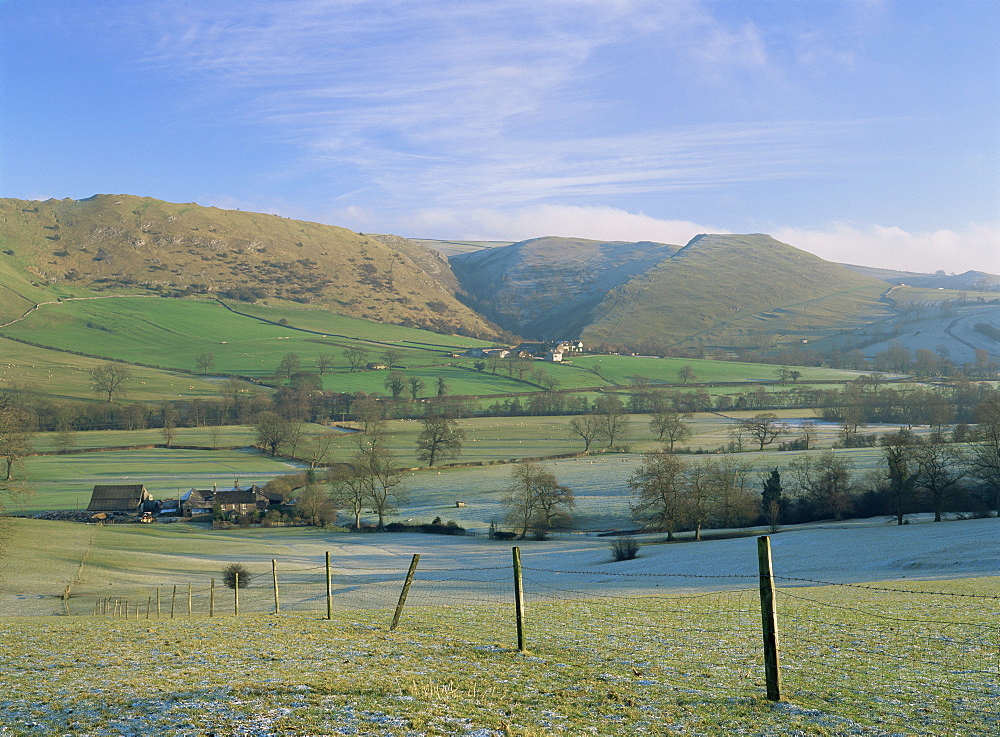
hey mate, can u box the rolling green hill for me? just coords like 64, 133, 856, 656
583, 234, 890, 350
0, 195, 499, 338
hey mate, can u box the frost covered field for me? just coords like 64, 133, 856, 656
0, 517, 997, 735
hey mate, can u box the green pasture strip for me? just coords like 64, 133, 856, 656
29, 424, 259, 453
15, 447, 304, 513
571, 354, 860, 386
223, 301, 493, 350
0, 578, 995, 734
0, 297, 457, 378
0, 296, 541, 394
0, 335, 224, 401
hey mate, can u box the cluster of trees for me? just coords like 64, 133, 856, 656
627, 394, 1000, 538
264, 408, 467, 531
502, 461, 575, 539
628, 454, 758, 540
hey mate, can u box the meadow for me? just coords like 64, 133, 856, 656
0, 517, 996, 735
0, 296, 865, 401
13, 412, 875, 518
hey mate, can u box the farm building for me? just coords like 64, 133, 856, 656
86, 484, 153, 514
181, 483, 277, 517
214, 485, 270, 515
180, 488, 214, 516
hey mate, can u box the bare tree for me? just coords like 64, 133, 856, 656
353, 396, 387, 434
302, 431, 338, 470
705, 456, 757, 529
314, 353, 335, 375
569, 413, 603, 453
790, 451, 855, 520
292, 483, 337, 527
416, 412, 464, 466
677, 365, 696, 385
195, 352, 216, 374
160, 403, 179, 447
797, 420, 818, 450
343, 346, 368, 373
254, 411, 293, 456
594, 395, 629, 450
738, 413, 788, 451
355, 439, 406, 530
649, 408, 692, 451
970, 393, 1000, 515
274, 353, 302, 381
503, 461, 574, 538
628, 450, 687, 540
0, 406, 32, 482
914, 439, 967, 522
880, 429, 920, 525
380, 349, 403, 369
90, 363, 132, 402
328, 464, 368, 530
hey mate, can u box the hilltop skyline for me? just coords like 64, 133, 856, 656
2, 0, 997, 273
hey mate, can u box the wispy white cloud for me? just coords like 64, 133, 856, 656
398, 204, 723, 245
136, 0, 837, 208
373, 203, 999, 276
772, 222, 1000, 274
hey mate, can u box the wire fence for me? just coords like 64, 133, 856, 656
58, 540, 1000, 734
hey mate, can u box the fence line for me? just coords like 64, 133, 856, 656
48, 540, 999, 733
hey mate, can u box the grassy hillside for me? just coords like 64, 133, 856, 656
1, 518, 996, 734
1, 295, 862, 402
450, 236, 679, 339
0, 195, 499, 337
583, 234, 890, 350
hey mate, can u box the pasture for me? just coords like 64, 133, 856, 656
0, 517, 996, 735
0, 335, 226, 402
0, 296, 868, 402
14, 412, 908, 519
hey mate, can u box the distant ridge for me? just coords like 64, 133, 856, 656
582, 233, 888, 349
450, 236, 679, 339
0, 195, 500, 337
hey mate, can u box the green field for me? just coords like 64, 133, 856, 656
14, 413, 915, 525
0, 296, 866, 402
0, 334, 229, 401
16, 447, 303, 514
0, 516, 995, 735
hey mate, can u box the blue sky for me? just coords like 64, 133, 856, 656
2, 0, 997, 273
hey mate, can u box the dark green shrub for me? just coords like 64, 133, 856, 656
610, 536, 640, 561
222, 563, 253, 589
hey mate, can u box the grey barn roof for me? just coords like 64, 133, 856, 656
87, 484, 151, 512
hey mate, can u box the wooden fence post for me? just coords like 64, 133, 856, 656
210, 578, 215, 618
156, 587, 161, 618
146, 596, 151, 620
325, 551, 332, 621
513, 546, 526, 653
390, 554, 420, 631
171, 584, 177, 619
272, 559, 280, 615
187, 583, 193, 616
757, 535, 783, 701
234, 571, 240, 616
